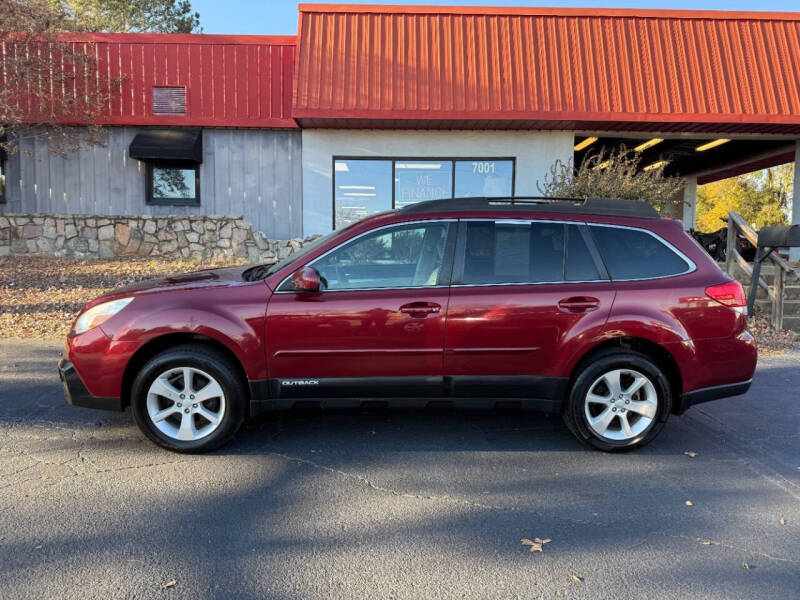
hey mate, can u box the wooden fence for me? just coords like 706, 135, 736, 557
724, 211, 795, 330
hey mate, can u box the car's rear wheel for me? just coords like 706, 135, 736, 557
562, 349, 672, 451
131, 344, 246, 453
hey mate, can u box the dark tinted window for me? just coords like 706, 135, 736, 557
591, 226, 689, 279
462, 221, 564, 284
566, 225, 600, 281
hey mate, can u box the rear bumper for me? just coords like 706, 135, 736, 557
58, 358, 124, 411
676, 379, 752, 414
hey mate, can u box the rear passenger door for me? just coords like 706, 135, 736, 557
443, 219, 615, 406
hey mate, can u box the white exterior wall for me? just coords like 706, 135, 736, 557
301, 129, 575, 235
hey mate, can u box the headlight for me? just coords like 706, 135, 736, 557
73, 298, 133, 335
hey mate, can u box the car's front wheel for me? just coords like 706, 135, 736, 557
131, 344, 246, 453
562, 349, 672, 451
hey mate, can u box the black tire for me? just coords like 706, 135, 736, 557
131, 344, 246, 453
562, 349, 672, 452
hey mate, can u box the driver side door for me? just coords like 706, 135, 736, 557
265, 220, 456, 401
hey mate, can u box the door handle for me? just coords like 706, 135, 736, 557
399, 302, 442, 317
558, 296, 600, 313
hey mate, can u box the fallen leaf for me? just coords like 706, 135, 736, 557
700, 540, 712, 546
570, 574, 584, 583
685, 500, 693, 506
684, 451, 697, 458
780, 518, 786, 526
521, 537, 551, 553
162, 580, 177, 589
741, 562, 750, 570
0, 255, 247, 339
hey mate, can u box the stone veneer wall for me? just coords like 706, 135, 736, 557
0, 214, 318, 264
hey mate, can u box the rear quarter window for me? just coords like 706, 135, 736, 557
590, 226, 690, 280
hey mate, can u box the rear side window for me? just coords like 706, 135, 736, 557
463, 221, 562, 284
566, 226, 600, 281
590, 226, 690, 280
460, 221, 601, 284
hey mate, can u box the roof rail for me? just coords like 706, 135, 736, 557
397, 197, 660, 219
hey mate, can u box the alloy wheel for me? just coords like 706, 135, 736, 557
146, 366, 226, 442
583, 368, 658, 442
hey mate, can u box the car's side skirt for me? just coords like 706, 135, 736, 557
248, 375, 568, 416
674, 379, 752, 414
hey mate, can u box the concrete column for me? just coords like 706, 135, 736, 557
682, 175, 697, 230
790, 141, 800, 262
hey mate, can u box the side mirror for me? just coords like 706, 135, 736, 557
290, 266, 321, 292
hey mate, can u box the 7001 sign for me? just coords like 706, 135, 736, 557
472, 161, 496, 174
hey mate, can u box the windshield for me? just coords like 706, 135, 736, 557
264, 222, 360, 276
243, 214, 395, 282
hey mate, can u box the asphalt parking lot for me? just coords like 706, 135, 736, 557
1, 340, 799, 599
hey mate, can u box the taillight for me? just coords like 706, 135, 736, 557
706, 280, 747, 313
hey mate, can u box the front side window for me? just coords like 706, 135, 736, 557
147, 162, 199, 205
460, 221, 602, 285
306, 222, 450, 291
333, 157, 515, 229
590, 226, 690, 280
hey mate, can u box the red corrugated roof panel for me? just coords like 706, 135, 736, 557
293, 4, 800, 133
3, 33, 298, 128
100, 33, 298, 128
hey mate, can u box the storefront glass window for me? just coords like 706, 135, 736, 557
454, 159, 514, 197
333, 157, 515, 228
334, 159, 392, 228
394, 160, 453, 208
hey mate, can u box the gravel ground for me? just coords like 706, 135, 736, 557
0, 256, 244, 339
1, 340, 799, 599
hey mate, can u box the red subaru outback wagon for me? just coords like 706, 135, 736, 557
59, 197, 757, 453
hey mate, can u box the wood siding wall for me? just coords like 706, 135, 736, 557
1, 128, 302, 239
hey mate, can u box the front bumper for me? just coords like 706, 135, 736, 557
675, 379, 752, 414
58, 357, 124, 411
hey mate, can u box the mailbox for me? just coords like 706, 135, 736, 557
757, 225, 800, 249
747, 225, 800, 317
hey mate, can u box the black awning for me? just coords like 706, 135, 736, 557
129, 128, 202, 163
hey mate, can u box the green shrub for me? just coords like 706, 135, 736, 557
537, 146, 685, 213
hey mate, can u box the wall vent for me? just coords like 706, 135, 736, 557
152, 87, 186, 115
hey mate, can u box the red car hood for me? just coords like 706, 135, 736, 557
89, 266, 252, 305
